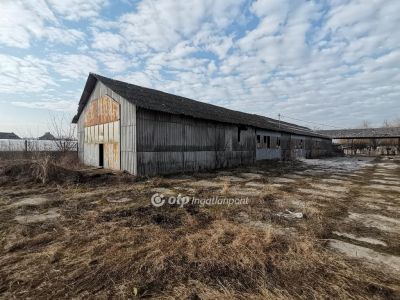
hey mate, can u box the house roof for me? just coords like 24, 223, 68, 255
38, 132, 56, 140
0, 132, 20, 139
317, 127, 400, 139
72, 73, 330, 139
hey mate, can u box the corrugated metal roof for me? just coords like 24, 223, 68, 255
318, 127, 400, 139
72, 73, 330, 139
0, 132, 20, 139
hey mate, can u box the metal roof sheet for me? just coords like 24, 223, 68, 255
72, 73, 330, 139
317, 127, 400, 139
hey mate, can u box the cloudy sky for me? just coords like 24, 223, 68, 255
1, 0, 399, 136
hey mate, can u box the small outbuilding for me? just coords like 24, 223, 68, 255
72, 73, 333, 175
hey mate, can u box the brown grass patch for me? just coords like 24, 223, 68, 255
0, 157, 399, 299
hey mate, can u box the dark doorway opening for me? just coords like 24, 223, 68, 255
99, 144, 104, 167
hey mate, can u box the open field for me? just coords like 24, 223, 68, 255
0, 156, 399, 299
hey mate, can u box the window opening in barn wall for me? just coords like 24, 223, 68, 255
277, 137, 281, 147
257, 135, 261, 143
267, 136, 271, 148
238, 127, 241, 142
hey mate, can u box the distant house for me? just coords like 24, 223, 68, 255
0, 132, 20, 140
38, 132, 56, 140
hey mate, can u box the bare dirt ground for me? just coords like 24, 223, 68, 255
0, 156, 399, 299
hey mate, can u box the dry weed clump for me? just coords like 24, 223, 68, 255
31, 155, 52, 184
57, 152, 81, 169
221, 182, 230, 195
2, 153, 82, 184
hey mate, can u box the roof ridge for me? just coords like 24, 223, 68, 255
73, 73, 329, 139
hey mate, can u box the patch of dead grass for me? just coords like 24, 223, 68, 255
0, 157, 400, 299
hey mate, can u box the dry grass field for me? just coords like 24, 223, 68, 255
0, 155, 399, 299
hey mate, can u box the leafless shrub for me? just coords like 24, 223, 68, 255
49, 114, 77, 152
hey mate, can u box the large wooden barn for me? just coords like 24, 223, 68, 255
72, 73, 333, 175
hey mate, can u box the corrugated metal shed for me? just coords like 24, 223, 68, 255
318, 127, 400, 139
72, 73, 329, 139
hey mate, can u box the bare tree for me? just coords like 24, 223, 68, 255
49, 114, 77, 152
360, 120, 370, 128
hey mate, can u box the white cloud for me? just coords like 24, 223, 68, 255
96, 52, 132, 73
118, 0, 245, 53
0, 0, 55, 48
0, 54, 55, 93
1, 0, 400, 130
203, 36, 233, 59
50, 54, 98, 79
250, 0, 289, 33
47, 0, 108, 21
11, 99, 76, 112
118, 72, 154, 88
91, 30, 123, 51
0, 0, 84, 48
45, 27, 85, 45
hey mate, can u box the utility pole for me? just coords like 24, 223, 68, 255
278, 113, 281, 129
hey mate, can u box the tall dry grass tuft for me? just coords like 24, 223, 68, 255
31, 154, 52, 184
221, 182, 230, 195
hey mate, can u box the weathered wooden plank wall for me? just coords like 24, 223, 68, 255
309, 137, 333, 158
80, 81, 102, 167
136, 108, 255, 175
290, 135, 307, 159
255, 129, 281, 160
280, 132, 291, 160
120, 93, 137, 175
